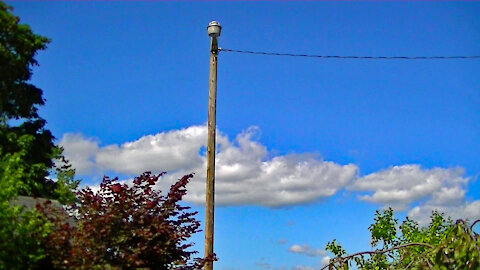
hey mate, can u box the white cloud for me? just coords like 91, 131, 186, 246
288, 244, 326, 257
197, 152, 357, 207
60, 125, 358, 207
350, 165, 479, 224
95, 126, 207, 174
350, 165, 468, 210
287, 244, 330, 270
408, 200, 480, 225
291, 266, 315, 270
60, 133, 99, 174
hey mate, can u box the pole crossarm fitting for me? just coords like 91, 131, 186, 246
211, 38, 219, 55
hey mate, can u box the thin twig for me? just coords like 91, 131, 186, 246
404, 259, 415, 269
426, 258, 433, 269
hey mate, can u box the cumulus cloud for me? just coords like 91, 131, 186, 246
350, 165, 469, 210
288, 244, 326, 257
60, 125, 358, 207
95, 126, 207, 174
350, 165, 479, 224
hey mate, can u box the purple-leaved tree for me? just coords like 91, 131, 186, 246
39, 172, 204, 269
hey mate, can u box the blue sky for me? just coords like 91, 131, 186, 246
8, 1, 480, 269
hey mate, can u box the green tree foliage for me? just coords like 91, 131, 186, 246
0, 2, 78, 268
39, 172, 204, 269
325, 208, 480, 269
0, 201, 52, 269
0, 132, 52, 269
0, 1, 78, 200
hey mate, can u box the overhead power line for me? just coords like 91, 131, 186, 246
219, 48, 480, 60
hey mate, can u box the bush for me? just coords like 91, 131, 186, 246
325, 208, 480, 270
39, 172, 204, 269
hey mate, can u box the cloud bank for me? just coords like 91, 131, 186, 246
60, 125, 357, 207
60, 125, 479, 221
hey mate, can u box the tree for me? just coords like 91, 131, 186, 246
39, 172, 204, 269
0, 2, 78, 268
325, 208, 480, 269
0, 1, 78, 200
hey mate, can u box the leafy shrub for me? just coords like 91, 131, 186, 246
39, 172, 204, 269
325, 208, 479, 270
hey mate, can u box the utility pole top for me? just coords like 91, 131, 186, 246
207, 21, 222, 37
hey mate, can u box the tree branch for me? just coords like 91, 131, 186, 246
470, 219, 480, 231
321, 242, 434, 270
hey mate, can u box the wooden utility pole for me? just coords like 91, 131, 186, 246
205, 21, 221, 270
